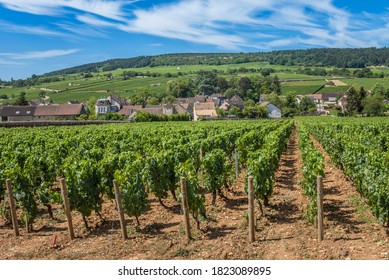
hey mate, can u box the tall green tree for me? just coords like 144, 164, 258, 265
299, 96, 316, 113
371, 83, 389, 99
15, 91, 28, 105
363, 95, 385, 116
166, 79, 192, 98
270, 75, 281, 94
345, 87, 365, 115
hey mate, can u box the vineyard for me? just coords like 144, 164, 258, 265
0, 118, 388, 260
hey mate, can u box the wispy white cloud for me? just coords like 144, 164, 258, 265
76, 14, 118, 27
55, 22, 108, 38
0, 20, 66, 37
148, 43, 163, 47
0, 60, 26, 65
0, 49, 80, 60
0, 0, 134, 21
118, 0, 358, 49
1, 0, 389, 50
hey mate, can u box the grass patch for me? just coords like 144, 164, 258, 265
349, 195, 375, 224
173, 248, 192, 258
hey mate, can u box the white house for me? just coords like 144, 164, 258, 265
261, 102, 282, 118
95, 99, 111, 115
95, 95, 127, 115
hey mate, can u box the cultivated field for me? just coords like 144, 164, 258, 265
2, 62, 389, 104
0, 118, 388, 260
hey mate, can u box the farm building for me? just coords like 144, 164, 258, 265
119, 104, 191, 120
0, 104, 86, 121
0, 106, 36, 122
33, 104, 86, 120
193, 101, 218, 121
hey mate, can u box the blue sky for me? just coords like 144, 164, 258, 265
0, 0, 389, 80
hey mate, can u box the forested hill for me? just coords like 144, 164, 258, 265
44, 47, 389, 76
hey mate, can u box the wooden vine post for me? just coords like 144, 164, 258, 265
59, 178, 75, 240
113, 179, 128, 240
248, 176, 255, 243
25, 211, 29, 233
180, 177, 191, 241
6, 179, 19, 237
234, 148, 239, 179
317, 176, 324, 241
199, 146, 204, 188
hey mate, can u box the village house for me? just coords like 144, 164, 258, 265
118, 103, 191, 120
193, 101, 218, 121
107, 95, 127, 111
261, 102, 282, 118
338, 95, 348, 112
33, 104, 86, 120
218, 95, 244, 111
117, 105, 144, 119
95, 99, 111, 114
177, 95, 209, 106
0, 106, 36, 122
304, 92, 346, 113
95, 95, 127, 114
228, 95, 245, 110
209, 93, 227, 107
0, 104, 86, 121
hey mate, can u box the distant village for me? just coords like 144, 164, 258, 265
0, 90, 381, 123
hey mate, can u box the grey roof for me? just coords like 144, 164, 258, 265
34, 104, 85, 116
110, 95, 127, 106
0, 106, 36, 116
174, 103, 189, 114
261, 102, 280, 110
118, 105, 144, 116
96, 99, 111, 106
140, 106, 164, 115
228, 95, 244, 108
321, 92, 346, 101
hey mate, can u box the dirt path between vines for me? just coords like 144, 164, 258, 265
0, 127, 388, 260
256, 128, 388, 259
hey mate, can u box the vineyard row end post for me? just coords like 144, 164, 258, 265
59, 178, 75, 240
199, 146, 204, 188
248, 176, 255, 243
317, 176, 324, 241
180, 177, 191, 241
113, 179, 128, 240
6, 179, 19, 237
234, 148, 239, 179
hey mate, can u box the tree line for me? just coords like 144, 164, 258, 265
37, 47, 389, 76
343, 84, 389, 116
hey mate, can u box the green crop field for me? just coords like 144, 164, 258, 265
340, 78, 389, 89
1, 62, 389, 105
281, 80, 325, 95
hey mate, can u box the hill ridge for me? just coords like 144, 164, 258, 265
43, 47, 389, 77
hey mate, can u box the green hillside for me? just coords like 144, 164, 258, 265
1, 49, 389, 105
